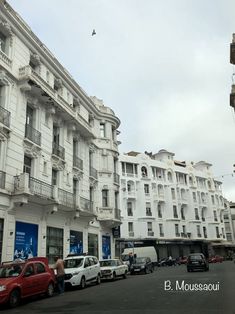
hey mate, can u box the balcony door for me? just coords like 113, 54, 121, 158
53, 125, 60, 145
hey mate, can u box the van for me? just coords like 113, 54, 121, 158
121, 247, 158, 266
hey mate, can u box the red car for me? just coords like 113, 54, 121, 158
0, 257, 55, 308
208, 255, 224, 263
179, 256, 188, 264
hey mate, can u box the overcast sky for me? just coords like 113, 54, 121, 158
8, 0, 235, 200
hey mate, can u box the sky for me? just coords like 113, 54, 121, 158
7, 0, 235, 200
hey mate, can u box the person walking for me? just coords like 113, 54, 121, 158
128, 252, 134, 271
54, 256, 65, 294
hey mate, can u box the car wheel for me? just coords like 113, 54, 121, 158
46, 282, 54, 297
9, 289, 21, 308
96, 274, 101, 285
123, 271, 127, 279
80, 276, 86, 289
112, 272, 116, 281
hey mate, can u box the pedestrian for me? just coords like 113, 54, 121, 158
128, 252, 134, 271
54, 255, 65, 294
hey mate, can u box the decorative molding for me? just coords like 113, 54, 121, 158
27, 95, 39, 109
0, 70, 10, 86
0, 18, 13, 45
89, 144, 96, 153
23, 141, 41, 158
51, 156, 65, 171
19, 82, 32, 92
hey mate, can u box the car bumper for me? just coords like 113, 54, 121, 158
101, 274, 113, 279
64, 274, 82, 286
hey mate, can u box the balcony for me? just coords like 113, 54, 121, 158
181, 233, 187, 238
146, 211, 152, 217
52, 143, 65, 160
58, 188, 75, 210
195, 215, 200, 220
0, 50, 12, 67
25, 124, 41, 146
0, 171, 6, 189
204, 234, 208, 238
89, 166, 98, 179
113, 173, 120, 184
175, 233, 180, 237
129, 232, 134, 237
160, 232, 164, 237
97, 207, 121, 227
148, 231, 154, 236
29, 177, 53, 199
80, 197, 93, 213
0, 106, 10, 128
73, 155, 83, 171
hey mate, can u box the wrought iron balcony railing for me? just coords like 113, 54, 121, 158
80, 197, 93, 212
0, 106, 10, 128
58, 188, 75, 208
25, 124, 41, 146
89, 166, 98, 179
52, 143, 65, 160
148, 231, 154, 236
73, 155, 83, 170
29, 177, 53, 199
0, 171, 6, 189
113, 173, 120, 184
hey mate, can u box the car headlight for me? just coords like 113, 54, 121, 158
141, 265, 145, 269
72, 271, 80, 276
0, 285, 6, 292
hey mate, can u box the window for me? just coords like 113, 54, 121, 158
53, 125, 60, 145
159, 224, 164, 236
167, 172, 173, 182
211, 195, 215, 205
127, 202, 133, 216
192, 192, 197, 202
141, 166, 148, 177
0, 32, 7, 54
173, 205, 178, 218
197, 225, 201, 237
24, 265, 34, 277
181, 207, 185, 220
146, 203, 152, 216
52, 169, 58, 186
100, 123, 105, 137
102, 190, 108, 207
203, 226, 207, 238
171, 188, 176, 200
182, 225, 186, 235
158, 204, 162, 218
43, 161, 47, 174
213, 210, 218, 222
175, 224, 179, 236
128, 222, 133, 232
35, 263, 45, 274
73, 179, 78, 204
147, 222, 152, 232
216, 226, 220, 238
23, 155, 32, 175
46, 71, 50, 84
144, 184, 149, 194
46, 227, 63, 264
194, 208, 199, 220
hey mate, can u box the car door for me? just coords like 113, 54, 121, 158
21, 263, 38, 297
88, 257, 96, 280
92, 257, 100, 278
116, 260, 123, 276
35, 262, 50, 293
84, 257, 91, 281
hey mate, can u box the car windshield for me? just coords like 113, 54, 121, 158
100, 260, 117, 267
0, 264, 24, 278
64, 258, 84, 269
189, 255, 202, 261
135, 257, 146, 263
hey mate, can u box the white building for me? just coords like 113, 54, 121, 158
0, 1, 121, 264
118, 150, 226, 258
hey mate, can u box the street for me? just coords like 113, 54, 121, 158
2, 261, 235, 314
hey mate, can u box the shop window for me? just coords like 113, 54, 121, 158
46, 226, 63, 265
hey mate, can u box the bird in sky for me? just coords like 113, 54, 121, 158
92, 29, 96, 36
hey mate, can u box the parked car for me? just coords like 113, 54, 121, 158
130, 257, 154, 274
208, 255, 224, 263
0, 257, 55, 308
187, 253, 209, 272
64, 255, 101, 289
100, 259, 128, 280
157, 257, 177, 267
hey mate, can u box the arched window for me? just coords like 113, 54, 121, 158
141, 166, 148, 177
167, 171, 172, 182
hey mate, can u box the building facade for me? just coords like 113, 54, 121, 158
0, 1, 121, 264
118, 150, 227, 259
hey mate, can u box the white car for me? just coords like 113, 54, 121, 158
100, 259, 128, 280
64, 255, 101, 289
